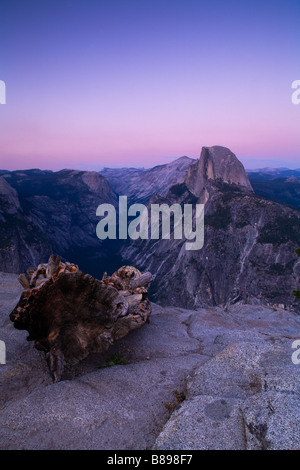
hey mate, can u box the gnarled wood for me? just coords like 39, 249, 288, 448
10, 256, 153, 382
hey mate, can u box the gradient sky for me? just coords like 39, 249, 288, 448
0, 0, 299, 170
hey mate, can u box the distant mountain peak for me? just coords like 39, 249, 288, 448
186, 146, 253, 197
169, 155, 195, 164
100, 155, 195, 202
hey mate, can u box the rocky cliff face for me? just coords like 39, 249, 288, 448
100, 156, 195, 203
0, 175, 51, 273
123, 147, 300, 311
0, 176, 21, 213
186, 146, 253, 200
0, 170, 118, 275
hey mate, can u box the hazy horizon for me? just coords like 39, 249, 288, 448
1, 151, 300, 173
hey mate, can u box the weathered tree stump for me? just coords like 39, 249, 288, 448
10, 255, 153, 382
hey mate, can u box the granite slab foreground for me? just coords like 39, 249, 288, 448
0, 273, 299, 450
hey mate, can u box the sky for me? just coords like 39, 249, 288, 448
0, 0, 299, 171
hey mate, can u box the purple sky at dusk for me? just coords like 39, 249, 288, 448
0, 0, 299, 171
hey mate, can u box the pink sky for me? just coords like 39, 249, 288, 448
0, 0, 299, 170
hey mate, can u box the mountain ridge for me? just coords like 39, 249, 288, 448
1, 146, 299, 311
100, 155, 196, 203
